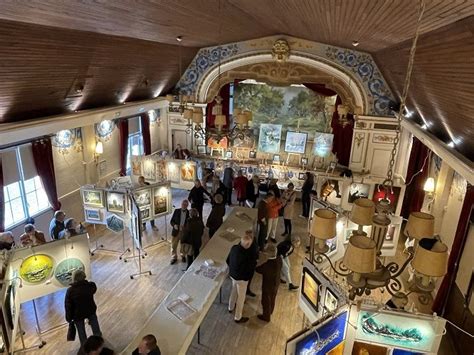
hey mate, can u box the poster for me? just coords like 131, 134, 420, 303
143, 159, 156, 181
351, 341, 389, 355
132, 160, 142, 176
153, 186, 169, 217
314, 133, 334, 157
106, 192, 126, 214
257, 124, 282, 153
348, 183, 370, 203
295, 310, 348, 354
302, 267, 320, 312
285, 131, 308, 154
54, 258, 85, 286
82, 189, 103, 207
180, 163, 196, 182
106, 214, 125, 233
134, 188, 151, 208
19, 254, 54, 284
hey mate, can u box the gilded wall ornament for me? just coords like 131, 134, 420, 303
271, 39, 290, 62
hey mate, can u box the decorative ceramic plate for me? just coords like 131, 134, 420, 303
55, 258, 85, 286
20, 254, 54, 284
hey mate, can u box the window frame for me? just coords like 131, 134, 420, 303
126, 119, 144, 174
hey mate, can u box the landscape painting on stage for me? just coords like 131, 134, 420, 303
257, 124, 282, 154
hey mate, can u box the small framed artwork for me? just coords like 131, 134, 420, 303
323, 288, 338, 314
273, 154, 281, 163
132, 160, 142, 176
197, 145, 207, 155
84, 208, 102, 223
301, 157, 308, 165
284, 131, 308, 154
225, 150, 233, 159
106, 214, 125, 233
301, 267, 321, 312
249, 150, 257, 159
140, 206, 151, 221
106, 192, 126, 214
167, 162, 180, 183
211, 148, 224, 158
142, 159, 156, 182
153, 186, 170, 217
347, 183, 371, 203
134, 188, 151, 208
180, 163, 196, 182
298, 172, 306, 180
82, 189, 104, 207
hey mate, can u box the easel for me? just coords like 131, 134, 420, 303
90, 224, 130, 258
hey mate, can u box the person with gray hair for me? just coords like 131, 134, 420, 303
256, 243, 283, 322
20, 224, 46, 247
49, 210, 66, 240
0, 231, 15, 250
65, 270, 102, 345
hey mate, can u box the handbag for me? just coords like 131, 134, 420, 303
67, 322, 76, 341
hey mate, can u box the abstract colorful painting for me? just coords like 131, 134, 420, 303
314, 133, 334, 157
295, 310, 348, 354
356, 311, 437, 352
20, 254, 54, 284
257, 124, 282, 154
55, 258, 85, 286
284, 131, 308, 154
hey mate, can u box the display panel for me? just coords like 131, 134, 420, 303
257, 124, 282, 153
285, 131, 308, 154
301, 267, 321, 312
82, 189, 104, 207
106, 192, 126, 214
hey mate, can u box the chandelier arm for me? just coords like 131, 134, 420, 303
314, 253, 352, 277
387, 250, 414, 279
386, 278, 405, 298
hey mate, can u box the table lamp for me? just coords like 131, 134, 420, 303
310, 209, 336, 253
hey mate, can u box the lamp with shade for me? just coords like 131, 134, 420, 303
412, 238, 448, 290
343, 234, 377, 286
404, 211, 435, 241
350, 198, 375, 235
423, 177, 435, 193
310, 209, 336, 253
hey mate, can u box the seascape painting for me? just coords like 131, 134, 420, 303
284, 131, 308, 154
257, 124, 282, 154
106, 214, 125, 233
20, 254, 54, 284
55, 258, 85, 286
314, 133, 334, 157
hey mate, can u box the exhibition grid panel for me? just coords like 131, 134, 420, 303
121, 207, 257, 355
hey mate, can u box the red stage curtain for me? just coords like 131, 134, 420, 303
330, 96, 354, 167
432, 184, 473, 315
401, 137, 430, 218
0, 156, 4, 232
206, 83, 231, 128
31, 138, 61, 211
140, 114, 151, 155
303, 83, 337, 97
118, 120, 129, 176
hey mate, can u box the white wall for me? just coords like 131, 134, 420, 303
457, 224, 474, 313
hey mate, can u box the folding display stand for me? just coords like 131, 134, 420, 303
90, 225, 129, 257
127, 247, 152, 280
143, 214, 169, 251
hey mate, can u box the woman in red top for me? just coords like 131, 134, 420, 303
266, 191, 283, 243
233, 170, 249, 207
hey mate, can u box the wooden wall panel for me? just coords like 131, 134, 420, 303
374, 16, 474, 161
0, 20, 198, 124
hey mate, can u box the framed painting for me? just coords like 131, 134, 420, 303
273, 154, 281, 163
156, 160, 168, 182
225, 150, 233, 159
257, 124, 282, 154
351, 341, 389, 355
372, 184, 402, 210
180, 163, 196, 182
301, 267, 321, 312
133, 188, 151, 208
142, 159, 156, 181
284, 131, 307, 154
167, 162, 180, 183
106, 214, 125, 233
347, 183, 370, 203
249, 150, 257, 159
106, 192, 126, 214
301, 157, 308, 165
84, 208, 102, 223
139, 206, 151, 221
197, 145, 207, 155
82, 189, 103, 207
298, 172, 306, 180
208, 136, 228, 149
313, 132, 334, 157
132, 160, 142, 176
324, 288, 338, 314
153, 186, 170, 217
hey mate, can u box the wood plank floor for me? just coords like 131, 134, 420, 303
12, 189, 446, 355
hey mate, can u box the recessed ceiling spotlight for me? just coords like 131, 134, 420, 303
447, 141, 455, 148
405, 109, 413, 118
74, 110, 78, 113
352, 40, 359, 47
421, 124, 428, 130
176, 36, 183, 42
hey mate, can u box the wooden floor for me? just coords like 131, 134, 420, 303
12, 189, 450, 355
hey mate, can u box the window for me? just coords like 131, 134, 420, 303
2, 146, 50, 229
126, 117, 144, 173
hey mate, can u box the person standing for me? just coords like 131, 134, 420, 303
188, 179, 212, 220
300, 172, 315, 218
268, 178, 281, 198
169, 200, 190, 265
281, 183, 297, 237
78, 335, 114, 355
256, 244, 283, 322
64, 270, 102, 345
266, 192, 283, 244
233, 170, 248, 207
246, 175, 260, 208
226, 231, 258, 323
0, 232, 15, 250
138, 176, 159, 232
173, 144, 190, 160
206, 194, 226, 238
49, 210, 66, 240
132, 334, 161, 355
59, 218, 86, 239
223, 166, 234, 206
20, 224, 46, 247
257, 193, 273, 251
277, 238, 299, 290
211, 175, 226, 198
180, 208, 204, 269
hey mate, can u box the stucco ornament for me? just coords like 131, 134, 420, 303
271, 39, 290, 62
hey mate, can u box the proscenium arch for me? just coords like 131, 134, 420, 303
196, 53, 368, 114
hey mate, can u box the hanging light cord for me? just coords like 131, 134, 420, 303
385, 0, 426, 186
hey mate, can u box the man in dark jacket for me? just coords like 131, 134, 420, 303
222, 166, 234, 205
188, 179, 212, 220
64, 270, 101, 345
169, 200, 189, 265
256, 243, 283, 322
226, 231, 258, 323
206, 194, 226, 238
49, 210, 66, 240
300, 172, 315, 218
181, 208, 204, 269
257, 193, 273, 251
132, 334, 161, 355
277, 238, 299, 290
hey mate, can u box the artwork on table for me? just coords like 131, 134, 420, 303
156, 160, 168, 182
249, 150, 257, 159
273, 154, 281, 163
301, 157, 308, 165
181, 163, 196, 182
295, 310, 348, 354
226, 151, 233, 159
208, 136, 228, 149
372, 184, 402, 209
351, 341, 389, 355
134, 188, 151, 208
348, 183, 371, 203
132, 160, 142, 176
143, 159, 156, 181
20, 254, 54, 284
106, 214, 125, 233
356, 310, 438, 352
153, 186, 169, 216
284, 131, 308, 154
301, 267, 321, 312
140, 206, 151, 221
324, 288, 338, 313
82, 189, 103, 207
321, 180, 342, 206
257, 124, 282, 153
298, 172, 306, 180
168, 162, 180, 183
106, 192, 126, 214
84, 208, 102, 223
314, 133, 334, 157
197, 145, 207, 155
391, 349, 424, 355
54, 258, 85, 286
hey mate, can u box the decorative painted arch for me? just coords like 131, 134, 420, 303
176, 35, 396, 117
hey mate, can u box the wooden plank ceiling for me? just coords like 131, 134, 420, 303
0, 0, 473, 160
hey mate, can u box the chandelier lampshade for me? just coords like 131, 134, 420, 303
235, 113, 247, 125
166, 94, 174, 102
183, 108, 193, 120
412, 238, 448, 278
243, 110, 253, 123
350, 198, 375, 226
405, 212, 435, 240
214, 114, 226, 127
343, 234, 377, 274
192, 108, 203, 124
310, 209, 336, 253
233, 108, 241, 116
